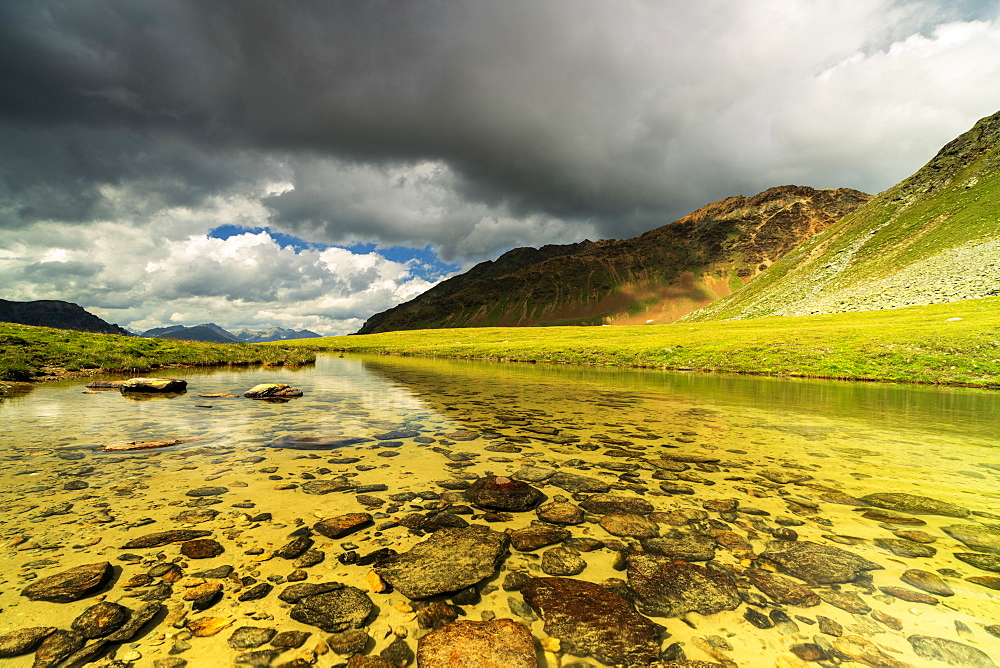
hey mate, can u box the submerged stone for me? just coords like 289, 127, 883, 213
374, 526, 509, 599
861, 493, 970, 518
942, 524, 1000, 555
761, 541, 882, 584
314, 513, 373, 539
901, 569, 954, 597
0, 627, 56, 658
745, 568, 820, 606
289, 587, 373, 633
522, 577, 664, 667
908, 635, 997, 668
954, 552, 1000, 572
70, 601, 129, 638
626, 553, 740, 617
464, 476, 544, 511
548, 471, 611, 493
417, 620, 537, 668
873, 538, 937, 558
21, 562, 112, 602
642, 531, 716, 562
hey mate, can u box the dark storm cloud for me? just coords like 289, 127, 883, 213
10, 0, 994, 242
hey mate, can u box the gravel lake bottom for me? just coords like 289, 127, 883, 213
1, 353, 999, 667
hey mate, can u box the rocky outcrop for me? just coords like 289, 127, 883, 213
358, 185, 870, 333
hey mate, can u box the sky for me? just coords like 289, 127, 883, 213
1, 0, 999, 335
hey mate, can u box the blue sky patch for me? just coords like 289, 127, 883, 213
208, 225, 459, 281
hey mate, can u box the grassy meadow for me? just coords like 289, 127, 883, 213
0, 323, 316, 382
289, 297, 1000, 388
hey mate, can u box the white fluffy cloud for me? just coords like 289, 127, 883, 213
0, 202, 438, 335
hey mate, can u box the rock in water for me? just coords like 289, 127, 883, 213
642, 531, 716, 562
243, 383, 303, 399
417, 619, 537, 668
119, 377, 187, 393
760, 541, 883, 584
105, 602, 162, 642
745, 568, 820, 606
0, 627, 56, 658
313, 513, 373, 539
32, 631, 84, 667
942, 524, 1000, 555
861, 493, 970, 518
579, 494, 655, 515
464, 476, 544, 511
289, 587, 373, 633
121, 529, 212, 548
509, 525, 571, 552
626, 553, 741, 617
20, 562, 112, 602
70, 601, 129, 638
901, 569, 954, 597
101, 438, 196, 452
548, 472, 611, 493
599, 513, 659, 538
375, 526, 510, 599
521, 577, 664, 667
954, 552, 1000, 572
908, 635, 997, 668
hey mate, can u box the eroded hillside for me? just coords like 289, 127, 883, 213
359, 186, 870, 333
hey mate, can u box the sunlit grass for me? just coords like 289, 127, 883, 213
0, 324, 315, 381
283, 297, 1000, 388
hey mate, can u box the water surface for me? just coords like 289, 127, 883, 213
1, 354, 998, 666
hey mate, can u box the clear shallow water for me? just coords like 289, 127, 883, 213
1, 354, 999, 666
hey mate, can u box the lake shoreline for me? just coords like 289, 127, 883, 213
323, 348, 1000, 390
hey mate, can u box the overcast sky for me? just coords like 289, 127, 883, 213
2, 0, 999, 335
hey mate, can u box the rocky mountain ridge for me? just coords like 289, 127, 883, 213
358, 185, 871, 334
142, 323, 320, 343
0, 299, 131, 336
686, 109, 1000, 321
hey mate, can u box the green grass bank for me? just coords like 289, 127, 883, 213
290, 297, 1000, 388
0, 323, 316, 382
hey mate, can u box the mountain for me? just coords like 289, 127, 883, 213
357, 185, 871, 334
141, 323, 321, 343
143, 323, 239, 343
0, 299, 131, 336
230, 327, 321, 343
685, 110, 1000, 322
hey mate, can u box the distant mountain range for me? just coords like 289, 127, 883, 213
141, 323, 321, 343
0, 300, 320, 343
0, 299, 131, 336
686, 109, 1000, 321
358, 185, 871, 333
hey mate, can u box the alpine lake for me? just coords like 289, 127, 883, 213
1, 353, 999, 668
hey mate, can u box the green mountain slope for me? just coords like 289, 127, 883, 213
686, 110, 1000, 321
358, 185, 870, 333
